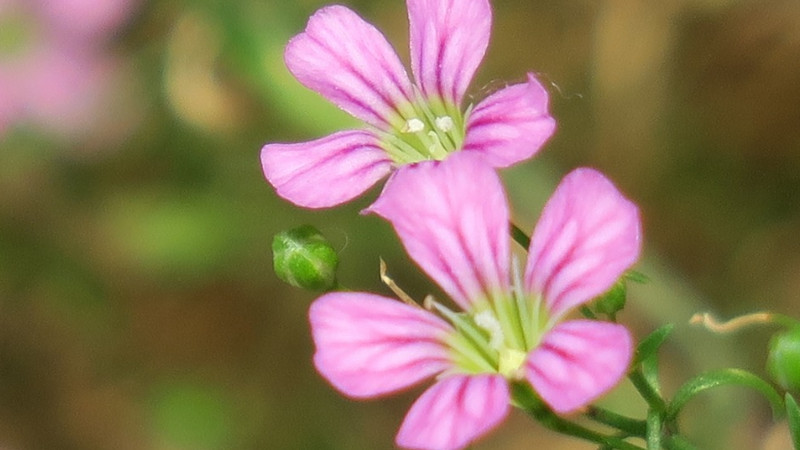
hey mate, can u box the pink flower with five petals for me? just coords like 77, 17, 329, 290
261, 0, 556, 208
0, 0, 136, 139
310, 153, 642, 449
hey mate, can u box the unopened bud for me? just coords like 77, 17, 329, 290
767, 326, 800, 392
272, 225, 338, 291
593, 281, 627, 317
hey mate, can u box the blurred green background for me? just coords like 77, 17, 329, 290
1, 0, 799, 448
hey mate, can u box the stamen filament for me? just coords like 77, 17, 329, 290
379, 130, 429, 163
427, 298, 498, 370
446, 336, 497, 374
490, 291, 527, 352
512, 256, 534, 349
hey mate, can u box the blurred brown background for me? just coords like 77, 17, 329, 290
1, 0, 799, 448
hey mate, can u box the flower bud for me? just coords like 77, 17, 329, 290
272, 225, 338, 291
767, 326, 800, 392
593, 281, 627, 317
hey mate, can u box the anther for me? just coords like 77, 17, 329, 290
475, 310, 505, 350
403, 118, 425, 133
435, 116, 454, 132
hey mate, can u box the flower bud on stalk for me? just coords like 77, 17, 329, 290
273, 225, 339, 291
593, 281, 627, 318
767, 326, 800, 392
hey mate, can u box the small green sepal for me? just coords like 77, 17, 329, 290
272, 225, 339, 291
593, 281, 627, 317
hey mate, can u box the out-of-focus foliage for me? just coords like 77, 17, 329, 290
1, 0, 799, 449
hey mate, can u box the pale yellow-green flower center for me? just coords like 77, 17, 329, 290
378, 94, 469, 165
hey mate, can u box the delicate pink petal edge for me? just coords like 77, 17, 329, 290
261, 129, 392, 208
366, 152, 510, 310
463, 73, 556, 168
407, 0, 491, 105
525, 168, 642, 319
396, 374, 509, 450
285, 5, 412, 128
310, 292, 453, 398
525, 320, 632, 414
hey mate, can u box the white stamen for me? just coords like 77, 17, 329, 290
404, 118, 425, 133
511, 256, 524, 301
435, 116, 454, 132
427, 130, 444, 156
474, 310, 505, 350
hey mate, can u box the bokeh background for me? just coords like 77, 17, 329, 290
2, 0, 799, 448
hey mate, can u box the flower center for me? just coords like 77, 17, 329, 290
431, 258, 551, 379
378, 94, 468, 165
432, 293, 550, 379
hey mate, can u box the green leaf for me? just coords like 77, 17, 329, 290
633, 324, 675, 367
666, 368, 784, 422
786, 393, 800, 450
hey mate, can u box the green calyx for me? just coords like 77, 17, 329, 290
379, 95, 468, 165
272, 225, 339, 292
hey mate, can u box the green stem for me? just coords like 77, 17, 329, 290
629, 368, 667, 413
663, 435, 700, 450
646, 409, 662, 450
510, 223, 530, 249
585, 406, 647, 437
511, 383, 645, 450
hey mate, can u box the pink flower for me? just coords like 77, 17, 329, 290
0, 0, 136, 139
261, 0, 556, 208
310, 153, 642, 449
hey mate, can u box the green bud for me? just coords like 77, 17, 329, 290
767, 326, 800, 392
593, 280, 627, 317
272, 225, 339, 291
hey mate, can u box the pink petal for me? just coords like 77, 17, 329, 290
261, 129, 392, 208
463, 74, 556, 168
525, 168, 641, 319
310, 292, 453, 398
367, 152, 509, 310
20, 44, 113, 136
397, 374, 509, 450
41, 0, 136, 39
525, 320, 632, 414
407, 0, 491, 105
285, 5, 413, 128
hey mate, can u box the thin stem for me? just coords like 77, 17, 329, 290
510, 222, 531, 249
585, 406, 647, 437
511, 383, 645, 450
646, 409, 662, 450
629, 368, 667, 413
